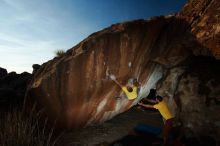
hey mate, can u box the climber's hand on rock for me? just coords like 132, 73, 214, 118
110, 74, 116, 80
138, 102, 144, 106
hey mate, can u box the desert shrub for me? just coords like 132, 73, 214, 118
55, 49, 65, 57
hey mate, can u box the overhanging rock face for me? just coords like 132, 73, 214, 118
26, 17, 198, 128
177, 0, 220, 59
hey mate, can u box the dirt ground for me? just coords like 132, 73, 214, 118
56, 107, 163, 146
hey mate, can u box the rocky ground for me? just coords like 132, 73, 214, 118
56, 107, 163, 146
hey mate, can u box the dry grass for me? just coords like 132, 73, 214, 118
0, 107, 62, 146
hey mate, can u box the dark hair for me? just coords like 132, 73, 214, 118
156, 95, 163, 102
147, 89, 156, 100
127, 86, 133, 92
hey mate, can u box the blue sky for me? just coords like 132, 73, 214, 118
0, 0, 186, 73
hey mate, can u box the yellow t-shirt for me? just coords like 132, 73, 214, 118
122, 86, 138, 100
153, 100, 174, 120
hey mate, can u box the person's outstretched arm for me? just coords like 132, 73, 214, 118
138, 102, 155, 109
113, 79, 123, 88
145, 99, 158, 104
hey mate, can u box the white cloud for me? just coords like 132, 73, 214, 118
0, 34, 56, 73
0, 0, 98, 73
2, 0, 23, 10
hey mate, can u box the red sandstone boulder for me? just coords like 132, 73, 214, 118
177, 0, 220, 59
26, 17, 196, 129
26, 0, 220, 132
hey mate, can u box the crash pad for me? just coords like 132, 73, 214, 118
134, 123, 162, 135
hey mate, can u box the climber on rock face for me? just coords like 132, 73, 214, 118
110, 75, 139, 100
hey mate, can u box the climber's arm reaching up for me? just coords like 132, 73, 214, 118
110, 75, 123, 88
